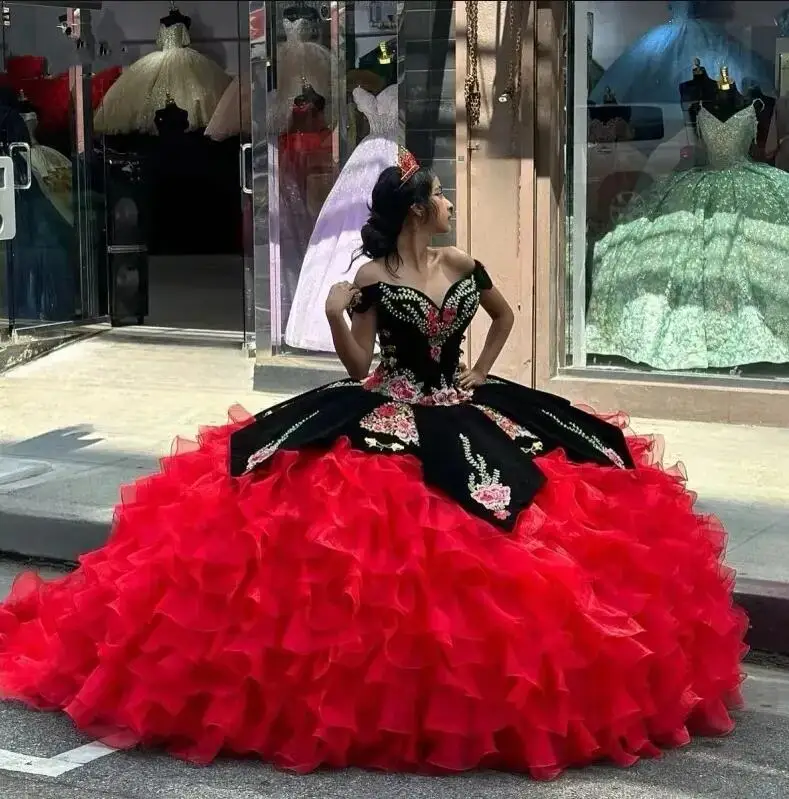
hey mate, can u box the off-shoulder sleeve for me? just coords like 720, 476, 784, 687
349, 283, 380, 315
472, 260, 493, 291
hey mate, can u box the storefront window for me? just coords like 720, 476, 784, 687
566, 0, 789, 380
262, 0, 457, 354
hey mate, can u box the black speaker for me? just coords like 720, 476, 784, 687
103, 150, 150, 325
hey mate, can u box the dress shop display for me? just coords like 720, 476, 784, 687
584, 1, 789, 372
93, 6, 231, 135
0, 148, 745, 779
89, 4, 245, 260
285, 84, 400, 352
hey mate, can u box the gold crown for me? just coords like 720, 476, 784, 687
398, 146, 419, 183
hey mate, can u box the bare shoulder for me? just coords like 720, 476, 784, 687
434, 246, 476, 277
353, 260, 384, 288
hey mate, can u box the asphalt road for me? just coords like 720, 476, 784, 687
0, 559, 787, 799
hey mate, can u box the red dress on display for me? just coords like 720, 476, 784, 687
0, 262, 746, 778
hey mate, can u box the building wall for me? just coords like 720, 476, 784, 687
401, 0, 457, 246
460, 1, 537, 384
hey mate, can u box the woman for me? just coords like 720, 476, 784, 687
0, 149, 745, 779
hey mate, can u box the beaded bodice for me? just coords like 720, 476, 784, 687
353, 262, 491, 405
697, 103, 756, 167
156, 22, 191, 51
353, 85, 398, 137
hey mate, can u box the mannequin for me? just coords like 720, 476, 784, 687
679, 58, 719, 138
701, 66, 749, 122
358, 39, 397, 85
285, 83, 399, 352
94, 3, 231, 135
154, 96, 189, 137
160, 2, 191, 28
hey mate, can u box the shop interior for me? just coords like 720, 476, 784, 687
571, 0, 789, 382
0, 0, 250, 336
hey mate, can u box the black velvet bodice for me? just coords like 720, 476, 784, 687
230, 261, 634, 530
351, 261, 489, 406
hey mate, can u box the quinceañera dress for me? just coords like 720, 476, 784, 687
0, 262, 745, 778
94, 20, 231, 135
588, 102, 789, 370
285, 84, 399, 351
267, 17, 332, 133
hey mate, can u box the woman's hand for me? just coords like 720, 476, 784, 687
458, 364, 487, 390
325, 281, 360, 320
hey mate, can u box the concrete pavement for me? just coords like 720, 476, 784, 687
0, 557, 787, 797
1, 329, 788, 576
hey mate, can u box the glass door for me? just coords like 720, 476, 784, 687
0, 1, 101, 334
85, 0, 254, 340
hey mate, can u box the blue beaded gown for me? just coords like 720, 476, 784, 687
587, 101, 789, 370
589, 1, 774, 106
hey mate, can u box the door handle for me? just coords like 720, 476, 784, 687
240, 142, 252, 195
9, 141, 32, 189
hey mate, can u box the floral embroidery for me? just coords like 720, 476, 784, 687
364, 437, 406, 452
246, 412, 319, 472
378, 279, 478, 346
363, 365, 473, 406
538, 408, 626, 469
459, 433, 512, 520
474, 404, 543, 446
360, 402, 419, 446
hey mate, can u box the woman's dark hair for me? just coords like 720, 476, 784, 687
353, 165, 436, 275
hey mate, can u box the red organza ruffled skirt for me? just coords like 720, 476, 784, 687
0, 407, 747, 778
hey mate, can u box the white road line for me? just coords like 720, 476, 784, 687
0, 741, 119, 777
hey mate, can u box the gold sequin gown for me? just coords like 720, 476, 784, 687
204, 76, 251, 141
94, 22, 231, 135
23, 112, 73, 226
588, 102, 789, 370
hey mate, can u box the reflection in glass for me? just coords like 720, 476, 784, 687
567, 1, 789, 379
0, 18, 80, 328
260, 0, 456, 356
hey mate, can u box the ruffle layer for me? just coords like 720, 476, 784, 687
0, 406, 747, 778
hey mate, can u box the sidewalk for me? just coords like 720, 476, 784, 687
1, 330, 788, 580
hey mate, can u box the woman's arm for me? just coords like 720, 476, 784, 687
472, 285, 515, 378
328, 308, 376, 380
325, 272, 377, 380
442, 249, 515, 388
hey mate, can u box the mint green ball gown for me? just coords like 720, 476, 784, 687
588, 102, 789, 371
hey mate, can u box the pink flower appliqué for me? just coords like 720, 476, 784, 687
360, 402, 419, 446
363, 367, 385, 390
388, 375, 420, 402
471, 483, 511, 513
442, 306, 457, 324
460, 433, 513, 521
425, 306, 441, 336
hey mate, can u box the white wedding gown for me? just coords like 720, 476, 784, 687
285, 84, 398, 352
94, 22, 231, 135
